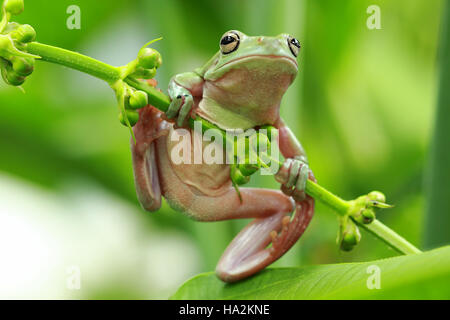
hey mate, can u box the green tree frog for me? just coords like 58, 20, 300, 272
131, 30, 314, 282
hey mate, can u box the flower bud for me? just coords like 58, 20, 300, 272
119, 110, 139, 127
3, 0, 24, 16
137, 47, 162, 69
238, 162, 259, 177
231, 165, 250, 186
131, 67, 156, 79
368, 191, 386, 203
129, 90, 148, 109
11, 56, 34, 76
340, 222, 361, 252
258, 125, 276, 142
10, 24, 36, 43
361, 208, 375, 224
2, 66, 25, 86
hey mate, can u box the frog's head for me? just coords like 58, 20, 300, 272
204, 30, 300, 82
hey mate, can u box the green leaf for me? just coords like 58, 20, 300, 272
171, 246, 450, 299
424, 1, 450, 248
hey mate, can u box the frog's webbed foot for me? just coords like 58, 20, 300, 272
216, 196, 314, 283
270, 198, 314, 257
166, 82, 194, 127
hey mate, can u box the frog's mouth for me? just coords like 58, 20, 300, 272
217, 54, 298, 71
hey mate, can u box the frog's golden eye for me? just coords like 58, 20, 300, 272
220, 31, 240, 54
287, 36, 301, 57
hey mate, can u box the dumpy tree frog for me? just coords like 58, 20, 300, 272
131, 30, 314, 282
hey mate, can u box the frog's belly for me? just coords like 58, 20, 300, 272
157, 126, 231, 198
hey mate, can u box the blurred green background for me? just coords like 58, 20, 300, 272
0, 0, 446, 299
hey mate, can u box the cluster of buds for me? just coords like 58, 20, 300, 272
118, 87, 149, 127
338, 191, 391, 251
230, 128, 275, 198
116, 44, 162, 128
0, 0, 37, 87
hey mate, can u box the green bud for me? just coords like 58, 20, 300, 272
119, 110, 139, 127
353, 207, 376, 225
2, 65, 25, 86
131, 67, 156, 79
368, 191, 386, 203
129, 90, 148, 109
256, 132, 271, 154
340, 238, 355, 251
361, 209, 375, 224
137, 47, 162, 69
238, 162, 259, 176
340, 221, 361, 252
231, 165, 250, 186
10, 24, 36, 43
3, 0, 24, 16
258, 125, 276, 142
11, 56, 34, 76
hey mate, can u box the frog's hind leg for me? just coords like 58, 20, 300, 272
131, 106, 170, 212
216, 196, 314, 283
155, 140, 314, 282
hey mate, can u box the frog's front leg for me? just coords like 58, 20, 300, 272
166, 72, 204, 127
275, 117, 315, 201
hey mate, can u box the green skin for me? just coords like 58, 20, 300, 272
132, 30, 314, 283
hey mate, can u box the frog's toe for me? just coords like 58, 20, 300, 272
166, 94, 193, 127
166, 94, 184, 119
177, 94, 193, 127
292, 162, 309, 202
277, 157, 310, 202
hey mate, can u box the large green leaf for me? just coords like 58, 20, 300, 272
171, 246, 450, 299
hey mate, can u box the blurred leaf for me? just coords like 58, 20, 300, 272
424, 1, 450, 248
171, 246, 450, 299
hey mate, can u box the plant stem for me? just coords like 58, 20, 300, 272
307, 179, 420, 255
305, 180, 349, 215
24, 39, 421, 255
359, 220, 421, 254
26, 42, 122, 83
124, 77, 170, 111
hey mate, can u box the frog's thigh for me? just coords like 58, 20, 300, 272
187, 188, 295, 221
156, 137, 294, 221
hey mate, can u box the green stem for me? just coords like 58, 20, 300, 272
23, 39, 421, 256
305, 180, 349, 215
124, 76, 170, 111
359, 220, 421, 254
26, 42, 121, 83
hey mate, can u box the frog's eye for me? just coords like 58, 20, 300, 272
287, 36, 301, 57
220, 31, 240, 54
